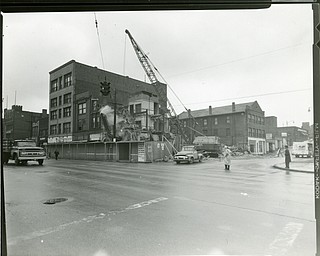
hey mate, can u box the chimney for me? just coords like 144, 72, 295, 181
232, 102, 236, 112
209, 105, 212, 115
42, 109, 47, 117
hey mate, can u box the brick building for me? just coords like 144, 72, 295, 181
178, 101, 266, 154
48, 60, 167, 144
276, 126, 309, 146
3, 105, 48, 141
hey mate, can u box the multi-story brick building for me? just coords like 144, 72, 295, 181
31, 110, 49, 147
48, 60, 167, 144
3, 105, 48, 141
265, 116, 283, 152
178, 101, 266, 154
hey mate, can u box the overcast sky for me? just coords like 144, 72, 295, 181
2, 4, 314, 127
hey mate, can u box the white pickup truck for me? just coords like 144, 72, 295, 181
2, 139, 46, 165
173, 145, 204, 164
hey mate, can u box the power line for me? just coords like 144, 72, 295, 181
94, 13, 105, 70
171, 87, 312, 108
167, 42, 309, 79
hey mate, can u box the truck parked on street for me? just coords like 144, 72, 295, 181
2, 139, 46, 165
173, 145, 204, 164
292, 141, 313, 158
193, 136, 222, 158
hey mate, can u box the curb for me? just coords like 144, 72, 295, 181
272, 164, 314, 174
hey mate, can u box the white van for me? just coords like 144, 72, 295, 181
292, 141, 313, 158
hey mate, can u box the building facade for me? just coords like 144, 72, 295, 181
3, 105, 48, 142
48, 60, 167, 144
276, 126, 309, 146
178, 101, 266, 154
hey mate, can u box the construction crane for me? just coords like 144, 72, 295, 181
125, 29, 192, 145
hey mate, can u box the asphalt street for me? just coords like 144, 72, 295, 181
2, 156, 316, 256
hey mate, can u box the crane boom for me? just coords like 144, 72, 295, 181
125, 29, 191, 144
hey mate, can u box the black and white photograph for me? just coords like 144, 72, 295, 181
1, 1, 319, 255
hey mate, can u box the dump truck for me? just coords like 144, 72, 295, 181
2, 139, 46, 165
193, 136, 222, 158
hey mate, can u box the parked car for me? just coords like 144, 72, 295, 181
173, 145, 204, 164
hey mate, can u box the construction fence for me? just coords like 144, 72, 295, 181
46, 140, 174, 163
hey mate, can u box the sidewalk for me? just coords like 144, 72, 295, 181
273, 159, 314, 173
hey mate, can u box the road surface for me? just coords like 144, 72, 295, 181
3, 157, 316, 256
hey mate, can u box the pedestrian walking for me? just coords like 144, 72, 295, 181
223, 146, 232, 171
276, 147, 283, 157
284, 145, 291, 168
54, 150, 59, 160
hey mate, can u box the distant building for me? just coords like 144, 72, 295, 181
48, 60, 167, 144
302, 122, 314, 139
3, 105, 48, 141
31, 109, 49, 147
265, 116, 283, 152
276, 126, 309, 146
178, 101, 266, 154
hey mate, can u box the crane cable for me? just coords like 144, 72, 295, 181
94, 13, 105, 70
143, 53, 189, 113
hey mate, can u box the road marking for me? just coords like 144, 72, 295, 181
8, 197, 168, 246
267, 222, 304, 256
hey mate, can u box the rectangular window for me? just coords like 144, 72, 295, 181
78, 102, 86, 115
59, 96, 62, 106
248, 128, 252, 137
183, 121, 187, 127
58, 124, 61, 134
50, 124, 57, 135
64, 73, 72, 87
226, 128, 231, 136
252, 115, 256, 123
92, 100, 98, 112
92, 116, 96, 129
63, 107, 71, 117
252, 128, 256, 137
78, 119, 86, 131
50, 79, 58, 92
213, 128, 218, 136
59, 77, 63, 89
154, 103, 159, 115
97, 116, 101, 128
63, 122, 71, 133
129, 105, 134, 115
135, 103, 142, 113
50, 110, 57, 120
226, 116, 230, 124
63, 93, 72, 104
203, 119, 208, 126
50, 98, 58, 108
214, 118, 218, 125
58, 109, 62, 118
135, 120, 142, 128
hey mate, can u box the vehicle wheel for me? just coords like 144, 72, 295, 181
14, 155, 20, 165
189, 158, 194, 164
21, 161, 28, 165
38, 159, 44, 166
176, 161, 180, 164
199, 157, 203, 163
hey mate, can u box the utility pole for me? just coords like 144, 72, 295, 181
113, 89, 117, 142
313, 3, 320, 256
